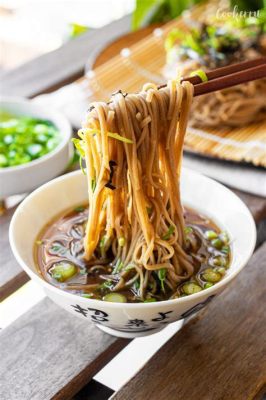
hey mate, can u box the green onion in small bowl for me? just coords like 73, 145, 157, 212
0, 98, 73, 198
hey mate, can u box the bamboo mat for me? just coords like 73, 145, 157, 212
77, 2, 266, 167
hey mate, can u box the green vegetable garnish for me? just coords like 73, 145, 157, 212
118, 237, 125, 247
221, 245, 230, 255
202, 268, 222, 283
204, 282, 214, 289
50, 262, 77, 282
74, 205, 85, 212
184, 226, 193, 235
211, 238, 223, 249
215, 267, 226, 276
144, 298, 157, 303
0, 112, 60, 168
82, 293, 93, 298
113, 258, 124, 274
190, 69, 208, 82
205, 230, 218, 240
182, 282, 202, 295
146, 206, 152, 215
72, 138, 85, 157
158, 268, 166, 292
103, 293, 127, 303
212, 256, 228, 267
78, 128, 133, 144
69, 22, 89, 39
91, 179, 96, 192
219, 231, 230, 244
99, 280, 113, 292
162, 225, 175, 240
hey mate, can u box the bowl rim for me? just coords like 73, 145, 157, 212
9, 168, 257, 309
0, 96, 72, 173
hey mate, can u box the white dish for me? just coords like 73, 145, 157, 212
9, 169, 256, 338
0, 97, 73, 198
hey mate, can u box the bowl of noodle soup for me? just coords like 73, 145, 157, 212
10, 81, 256, 337
9, 169, 256, 338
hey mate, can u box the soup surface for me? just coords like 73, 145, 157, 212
35, 205, 231, 303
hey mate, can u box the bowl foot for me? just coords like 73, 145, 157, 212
96, 320, 184, 338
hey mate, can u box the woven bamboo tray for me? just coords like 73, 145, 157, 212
75, 2, 266, 168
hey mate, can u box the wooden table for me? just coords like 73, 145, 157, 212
0, 15, 266, 400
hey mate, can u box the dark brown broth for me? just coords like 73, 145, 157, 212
35, 205, 230, 302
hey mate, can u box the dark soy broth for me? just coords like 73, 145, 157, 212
35, 205, 231, 303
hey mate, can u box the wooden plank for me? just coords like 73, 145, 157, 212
233, 188, 266, 224
0, 206, 29, 301
0, 15, 131, 98
0, 297, 129, 400
112, 243, 266, 400
73, 380, 114, 400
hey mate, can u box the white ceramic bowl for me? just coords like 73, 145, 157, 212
9, 169, 256, 338
0, 97, 73, 198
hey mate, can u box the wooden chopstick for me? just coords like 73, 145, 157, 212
157, 57, 266, 96
193, 63, 266, 96
183, 57, 266, 86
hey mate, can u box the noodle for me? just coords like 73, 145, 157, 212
78, 81, 195, 299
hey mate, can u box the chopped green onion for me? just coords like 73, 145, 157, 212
184, 226, 193, 235
118, 237, 125, 247
79, 156, 86, 175
157, 268, 166, 292
205, 230, 218, 240
103, 293, 127, 303
212, 256, 228, 267
0, 111, 60, 169
211, 238, 223, 249
221, 245, 230, 255
146, 206, 152, 215
144, 298, 157, 303
100, 280, 113, 290
74, 205, 85, 212
50, 262, 77, 282
182, 282, 202, 295
215, 267, 226, 276
113, 259, 123, 274
202, 268, 222, 283
72, 138, 85, 157
82, 293, 93, 298
204, 282, 214, 289
219, 231, 230, 244
107, 132, 133, 144
190, 69, 208, 82
0, 154, 8, 167
133, 280, 140, 291
125, 264, 136, 271
162, 225, 175, 240
79, 128, 133, 144
91, 179, 96, 192
99, 236, 106, 248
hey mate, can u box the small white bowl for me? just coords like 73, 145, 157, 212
9, 169, 256, 338
0, 97, 73, 198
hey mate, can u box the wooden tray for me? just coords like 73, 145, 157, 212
75, 2, 266, 168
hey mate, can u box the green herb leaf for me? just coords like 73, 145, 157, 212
190, 69, 208, 82
113, 259, 124, 274
72, 138, 85, 157
162, 225, 175, 240
74, 205, 85, 212
91, 179, 96, 192
157, 268, 166, 292
69, 22, 89, 39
